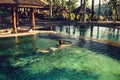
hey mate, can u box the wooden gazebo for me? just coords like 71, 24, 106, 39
0, 0, 46, 33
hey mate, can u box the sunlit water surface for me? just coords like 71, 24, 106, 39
0, 25, 120, 80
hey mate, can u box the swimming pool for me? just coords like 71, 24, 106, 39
0, 26, 120, 80
53, 25, 120, 42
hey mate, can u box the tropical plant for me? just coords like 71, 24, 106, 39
0, 7, 12, 15
107, 0, 119, 21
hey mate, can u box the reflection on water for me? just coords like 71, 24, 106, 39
0, 33, 120, 80
54, 25, 120, 42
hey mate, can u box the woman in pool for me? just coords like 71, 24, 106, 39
36, 40, 72, 53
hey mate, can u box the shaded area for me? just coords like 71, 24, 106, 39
3, 68, 98, 80
77, 38, 120, 60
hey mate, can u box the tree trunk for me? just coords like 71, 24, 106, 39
81, 0, 83, 6
98, 0, 101, 20
83, 0, 86, 22
69, 0, 71, 20
91, 0, 94, 20
50, 0, 52, 18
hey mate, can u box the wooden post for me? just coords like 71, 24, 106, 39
31, 8, 35, 30
16, 7, 19, 27
90, 26, 93, 37
13, 7, 17, 33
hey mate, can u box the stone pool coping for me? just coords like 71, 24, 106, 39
0, 30, 57, 38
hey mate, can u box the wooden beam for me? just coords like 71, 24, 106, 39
13, 7, 17, 33
18, 5, 44, 8
0, 4, 45, 8
31, 8, 35, 30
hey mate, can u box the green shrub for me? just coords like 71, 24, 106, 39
70, 13, 75, 20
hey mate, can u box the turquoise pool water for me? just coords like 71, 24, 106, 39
54, 25, 120, 42
0, 32, 120, 80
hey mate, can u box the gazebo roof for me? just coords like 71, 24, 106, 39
0, 0, 47, 8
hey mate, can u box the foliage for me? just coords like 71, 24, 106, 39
99, 15, 104, 20
70, 13, 75, 20
61, 13, 68, 19
0, 11, 4, 15
0, 7, 12, 15
66, 0, 79, 11
52, 0, 66, 6
107, 0, 119, 21
41, 0, 48, 5
118, 16, 120, 21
